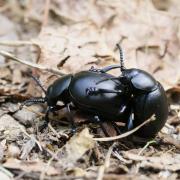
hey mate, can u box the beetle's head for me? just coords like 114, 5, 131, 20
116, 44, 143, 92
120, 68, 139, 81
45, 85, 59, 107
119, 68, 158, 96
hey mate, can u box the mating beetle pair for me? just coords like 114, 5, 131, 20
23, 44, 168, 138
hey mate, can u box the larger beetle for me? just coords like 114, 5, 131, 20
23, 44, 168, 138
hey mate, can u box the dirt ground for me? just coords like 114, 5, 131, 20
0, 0, 180, 179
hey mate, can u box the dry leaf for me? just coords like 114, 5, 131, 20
0, 0, 180, 179
13, 105, 43, 126
20, 137, 36, 160
57, 128, 95, 167
28, 0, 180, 90
123, 151, 180, 172
66, 167, 86, 177
0, 142, 4, 161
3, 158, 59, 176
0, 114, 25, 141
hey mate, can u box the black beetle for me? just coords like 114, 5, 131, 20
22, 44, 168, 138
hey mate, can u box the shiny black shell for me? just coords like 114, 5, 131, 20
46, 74, 73, 106
125, 69, 169, 138
133, 82, 168, 137
69, 71, 131, 121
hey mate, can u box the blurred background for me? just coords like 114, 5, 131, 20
0, 0, 180, 89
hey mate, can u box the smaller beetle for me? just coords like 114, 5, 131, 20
94, 45, 169, 138
22, 44, 168, 138
119, 68, 168, 137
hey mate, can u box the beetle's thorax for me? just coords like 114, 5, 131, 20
122, 68, 158, 92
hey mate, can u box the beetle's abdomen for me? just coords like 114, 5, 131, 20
133, 82, 168, 138
69, 71, 130, 119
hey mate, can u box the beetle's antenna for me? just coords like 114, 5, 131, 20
28, 73, 47, 94
20, 97, 46, 108
116, 44, 125, 72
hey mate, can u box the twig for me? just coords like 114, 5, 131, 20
0, 50, 65, 76
0, 166, 14, 178
96, 143, 115, 180
48, 123, 69, 139
93, 115, 155, 141
40, 152, 57, 180
40, 145, 63, 180
40, 142, 60, 161
165, 123, 175, 130
112, 151, 131, 163
138, 140, 156, 155
20, 127, 43, 151
0, 40, 38, 47
42, 0, 51, 27
19, 131, 60, 162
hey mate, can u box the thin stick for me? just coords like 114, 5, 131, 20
20, 127, 43, 151
40, 145, 64, 180
93, 116, 155, 141
0, 40, 38, 47
138, 140, 156, 155
21, 126, 61, 162
0, 166, 14, 178
42, 0, 51, 27
0, 50, 65, 76
96, 143, 115, 180
48, 123, 69, 139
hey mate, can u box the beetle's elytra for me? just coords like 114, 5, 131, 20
22, 44, 168, 138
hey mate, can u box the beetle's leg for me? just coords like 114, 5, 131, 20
66, 104, 76, 133
93, 116, 122, 136
21, 97, 46, 108
28, 73, 46, 94
111, 121, 122, 135
93, 116, 110, 136
127, 110, 134, 130
39, 106, 51, 131
86, 87, 122, 96
39, 105, 66, 131
89, 65, 121, 73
